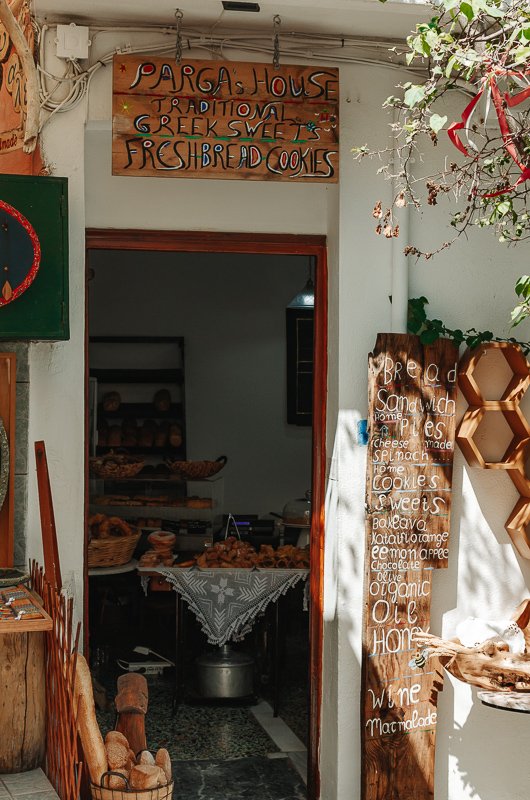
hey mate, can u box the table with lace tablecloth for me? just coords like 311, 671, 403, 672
138, 566, 309, 712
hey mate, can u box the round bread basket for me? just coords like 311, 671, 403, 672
165, 455, 227, 480
90, 773, 173, 800
88, 529, 141, 568
90, 454, 145, 480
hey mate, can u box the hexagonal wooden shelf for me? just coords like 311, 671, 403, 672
457, 341, 530, 559
458, 341, 530, 407
505, 497, 530, 560
456, 405, 530, 469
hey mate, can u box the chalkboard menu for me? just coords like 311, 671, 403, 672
362, 334, 458, 800
112, 56, 338, 182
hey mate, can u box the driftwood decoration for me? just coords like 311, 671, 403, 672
0, 0, 39, 153
414, 599, 530, 693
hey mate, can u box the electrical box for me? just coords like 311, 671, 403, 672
56, 23, 90, 60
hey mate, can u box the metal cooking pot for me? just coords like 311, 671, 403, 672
196, 644, 254, 698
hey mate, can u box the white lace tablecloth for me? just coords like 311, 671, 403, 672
139, 567, 309, 645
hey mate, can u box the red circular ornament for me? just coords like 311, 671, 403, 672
0, 200, 41, 307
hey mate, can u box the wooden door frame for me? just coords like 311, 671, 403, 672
84, 229, 328, 799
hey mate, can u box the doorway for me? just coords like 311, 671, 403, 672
84, 230, 327, 800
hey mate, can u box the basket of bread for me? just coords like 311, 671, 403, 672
90, 453, 145, 480
165, 455, 227, 480
88, 515, 140, 568
90, 734, 173, 800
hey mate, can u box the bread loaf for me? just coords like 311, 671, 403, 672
74, 655, 108, 785
129, 765, 166, 790
154, 423, 168, 448
108, 426, 122, 447
106, 741, 129, 770
103, 391, 121, 412
155, 748, 172, 782
138, 750, 155, 766
139, 424, 154, 448
168, 424, 182, 448
105, 731, 129, 749
153, 389, 171, 412
106, 769, 129, 790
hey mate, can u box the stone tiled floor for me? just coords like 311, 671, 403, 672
0, 770, 58, 800
97, 679, 280, 760
172, 755, 306, 800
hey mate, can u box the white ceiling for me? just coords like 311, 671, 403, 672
33, 0, 430, 41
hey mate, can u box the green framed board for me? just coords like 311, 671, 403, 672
0, 174, 69, 340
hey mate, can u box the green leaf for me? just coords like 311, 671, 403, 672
404, 84, 426, 107
445, 55, 458, 78
429, 113, 448, 133
408, 317, 423, 334
420, 328, 440, 344
515, 276, 530, 298
497, 200, 511, 217
459, 2, 474, 21
511, 305, 528, 327
512, 46, 530, 66
442, 0, 460, 9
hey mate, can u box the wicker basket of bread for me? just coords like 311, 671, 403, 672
88, 515, 140, 568
90, 729, 173, 800
90, 453, 145, 480
165, 455, 227, 480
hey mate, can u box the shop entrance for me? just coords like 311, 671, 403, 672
84, 230, 327, 800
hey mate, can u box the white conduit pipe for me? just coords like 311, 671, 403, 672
390, 109, 410, 334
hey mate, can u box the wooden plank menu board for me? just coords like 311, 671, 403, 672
362, 334, 458, 800
112, 56, 338, 182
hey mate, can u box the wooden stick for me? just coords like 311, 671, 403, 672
35, 442, 62, 591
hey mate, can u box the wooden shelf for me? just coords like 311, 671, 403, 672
98, 402, 183, 419
95, 446, 186, 456
90, 368, 183, 384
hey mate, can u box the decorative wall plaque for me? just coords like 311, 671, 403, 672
0, 198, 41, 305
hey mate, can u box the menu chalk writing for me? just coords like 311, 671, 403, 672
361, 334, 458, 800
112, 56, 338, 182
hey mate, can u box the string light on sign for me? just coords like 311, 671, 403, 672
0, 200, 41, 307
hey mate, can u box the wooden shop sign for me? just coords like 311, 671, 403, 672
362, 333, 458, 800
112, 56, 339, 182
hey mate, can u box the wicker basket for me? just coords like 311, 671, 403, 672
90, 776, 173, 800
88, 529, 141, 568
90, 454, 145, 479
165, 455, 227, 480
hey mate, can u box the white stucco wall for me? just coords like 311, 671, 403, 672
27, 25, 530, 800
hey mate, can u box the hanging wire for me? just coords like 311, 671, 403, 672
175, 8, 183, 64
273, 14, 281, 70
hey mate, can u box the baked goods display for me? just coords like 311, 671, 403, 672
100, 731, 172, 790
87, 514, 141, 567
138, 550, 175, 568
90, 453, 145, 479
88, 514, 136, 540
98, 420, 183, 451
190, 537, 310, 569
166, 456, 227, 479
92, 494, 213, 509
